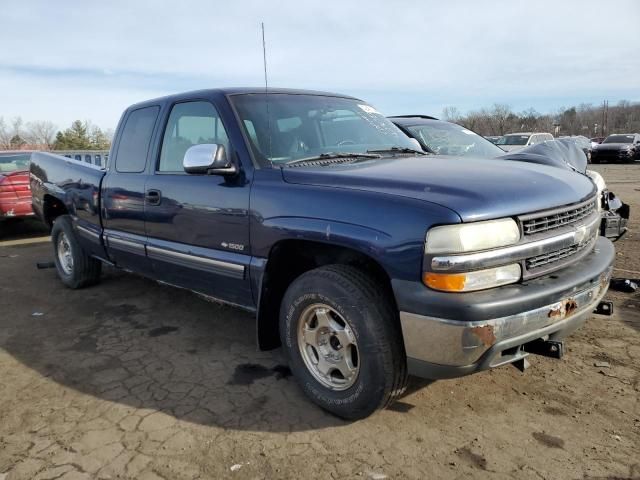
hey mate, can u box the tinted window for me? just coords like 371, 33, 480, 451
75, 155, 82, 161
116, 106, 160, 173
0, 153, 30, 173
158, 101, 229, 172
84, 154, 91, 163
496, 135, 530, 146
95, 154, 102, 166
603, 134, 634, 144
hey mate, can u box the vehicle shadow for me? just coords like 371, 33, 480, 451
0, 217, 49, 241
1, 257, 436, 433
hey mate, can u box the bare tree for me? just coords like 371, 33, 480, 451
0, 117, 10, 148
27, 120, 57, 148
11, 117, 24, 139
441, 106, 462, 123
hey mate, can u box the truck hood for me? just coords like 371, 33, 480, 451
281, 156, 596, 222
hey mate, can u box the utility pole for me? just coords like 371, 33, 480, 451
601, 100, 609, 137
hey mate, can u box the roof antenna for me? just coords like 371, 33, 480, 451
261, 22, 272, 160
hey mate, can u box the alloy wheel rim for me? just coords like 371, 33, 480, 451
297, 303, 360, 391
57, 232, 74, 275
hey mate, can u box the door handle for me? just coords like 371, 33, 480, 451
145, 189, 162, 206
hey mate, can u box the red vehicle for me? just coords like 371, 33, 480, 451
0, 152, 33, 221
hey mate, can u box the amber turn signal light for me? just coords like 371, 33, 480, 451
422, 272, 467, 292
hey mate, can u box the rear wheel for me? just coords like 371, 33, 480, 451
51, 215, 101, 288
280, 264, 407, 419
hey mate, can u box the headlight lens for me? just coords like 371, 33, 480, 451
423, 264, 522, 292
425, 218, 520, 254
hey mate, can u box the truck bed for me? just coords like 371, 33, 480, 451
30, 152, 106, 256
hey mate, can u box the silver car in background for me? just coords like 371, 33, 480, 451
496, 132, 554, 152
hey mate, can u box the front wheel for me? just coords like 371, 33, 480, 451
280, 265, 407, 419
51, 216, 102, 289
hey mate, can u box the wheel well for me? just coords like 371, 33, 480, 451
43, 195, 68, 227
256, 240, 397, 350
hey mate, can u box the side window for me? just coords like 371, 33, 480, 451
95, 154, 102, 166
84, 154, 91, 163
115, 106, 160, 173
158, 101, 230, 173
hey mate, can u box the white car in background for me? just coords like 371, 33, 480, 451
496, 132, 554, 152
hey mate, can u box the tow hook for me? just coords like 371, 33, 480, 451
523, 339, 564, 360
593, 300, 614, 316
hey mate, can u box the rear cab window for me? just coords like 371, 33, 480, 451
115, 106, 160, 173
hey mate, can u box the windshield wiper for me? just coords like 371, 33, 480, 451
283, 152, 381, 166
367, 147, 427, 156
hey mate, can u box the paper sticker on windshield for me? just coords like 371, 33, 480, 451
358, 104, 381, 115
460, 129, 475, 135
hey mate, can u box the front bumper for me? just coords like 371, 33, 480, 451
395, 236, 615, 379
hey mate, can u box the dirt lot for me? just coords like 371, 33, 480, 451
0, 164, 639, 480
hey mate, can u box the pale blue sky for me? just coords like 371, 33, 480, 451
1, 0, 639, 130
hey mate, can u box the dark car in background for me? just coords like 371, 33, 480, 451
0, 152, 33, 222
390, 115, 505, 158
591, 134, 640, 163
590, 137, 605, 149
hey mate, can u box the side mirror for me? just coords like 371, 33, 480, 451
183, 144, 236, 175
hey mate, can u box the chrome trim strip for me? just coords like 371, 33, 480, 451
108, 236, 143, 249
76, 225, 100, 241
107, 235, 145, 254
431, 213, 600, 272
400, 266, 611, 367
146, 245, 245, 277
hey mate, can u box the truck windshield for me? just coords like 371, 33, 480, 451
231, 94, 416, 166
406, 122, 505, 158
0, 153, 31, 173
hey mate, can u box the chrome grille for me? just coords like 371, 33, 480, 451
527, 245, 577, 269
521, 198, 597, 236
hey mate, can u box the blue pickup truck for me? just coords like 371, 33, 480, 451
30, 88, 615, 419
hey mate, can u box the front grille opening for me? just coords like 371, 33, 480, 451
525, 238, 594, 272
522, 200, 596, 235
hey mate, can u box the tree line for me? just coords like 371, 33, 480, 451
441, 100, 640, 138
0, 117, 113, 150
2, 99, 639, 150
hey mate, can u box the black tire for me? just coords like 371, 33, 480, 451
280, 264, 407, 420
51, 215, 102, 289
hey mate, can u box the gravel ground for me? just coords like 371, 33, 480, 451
0, 164, 638, 480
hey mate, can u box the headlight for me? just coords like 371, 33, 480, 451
425, 218, 520, 254
423, 264, 522, 292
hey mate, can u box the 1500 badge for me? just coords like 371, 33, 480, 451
221, 242, 245, 251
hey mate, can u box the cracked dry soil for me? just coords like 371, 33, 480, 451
0, 164, 639, 479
